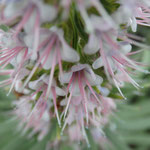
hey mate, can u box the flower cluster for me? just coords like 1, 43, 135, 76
0, 0, 149, 147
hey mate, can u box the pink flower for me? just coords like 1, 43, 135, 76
13, 96, 50, 140
60, 64, 103, 123
114, 0, 150, 32
22, 27, 79, 103
83, 15, 148, 98
58, 64, 116, 144
0, 0, 149, 145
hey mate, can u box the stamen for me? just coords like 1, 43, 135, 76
103, 33, 119, 50
23, 38, 56, 89
45, 50, 56, 100
78, 72, 89, 125
63, 79, 75, 120
15, 5, 35, 36
33, 8, 40, 56
81, 118, 90, 148
27, 91, 45, 120
56, 40, 63, 76
84, 77, 101, 105
0, 79, 12, 87
0, 69, 13, 75
52, 87, 61, 127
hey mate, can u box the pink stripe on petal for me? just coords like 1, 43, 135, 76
56, 41, 63, 76
1, 14, 20, 25
37, 36, 51, 52
27, 92, 44, 120
137, 22, 150, 27
0, 79, 12, 88
126, 50, 144, 56
63, 80, 75, 120
113, 78, 126, 99
84, 77, 101, 105
0, 69, 13, 75
41, 37, 56, 68
15, 5, 34, 36
61, 118, 68, 133
81, 117, 90, 147
112, 56, 124, 66
23, 42, 54, 88
1, 51, 21, 69
116, 62, 140, 89
0, 81, 12, 88
39, 101, 47, 119
66, 74, 74, 95
103, 33, 119, 50
30, 86, 44, 98
52, 87, 61, 127
0, 47, 22, 59
7, 73, 19, 95
17, 48, 28, 71
126, 33, 145, 41
33, 8, 40, 56
78, 72, 89, 125
100, 47, 114, 78
7, 49, 28, 94
45, 51, 56, 100
100, 46, 126, 99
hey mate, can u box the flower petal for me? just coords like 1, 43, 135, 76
85, 72, 103, 86
59, 72, 72, 84
38, 1, 57, 22
92, 57, 103, 69
55, 86, 66, 96
61, 43, 80, 62
3, 1, 28, 19
70, 81, 81, 96
71, 64, 87, 72
40, 49, 58, 70
84, 33, 100, 54
52, 27, 80, 62
119, 41, 132, 54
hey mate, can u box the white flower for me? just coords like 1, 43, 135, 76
24, 0, 57, 33
59, 64, 103, 88
13, 96, 50, 141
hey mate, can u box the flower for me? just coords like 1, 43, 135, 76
0, 29, 30, 94
114, 0, 150, 32
13, 96, 50, 141
28, 74, 65, 127
1, 0, 57, 58
59, 64, 115, 144
2, 0, 57, 28
59, 64, 103, 121
0, 0, 149, 147
22, 27, 79, 102
83, 14, 149, 98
